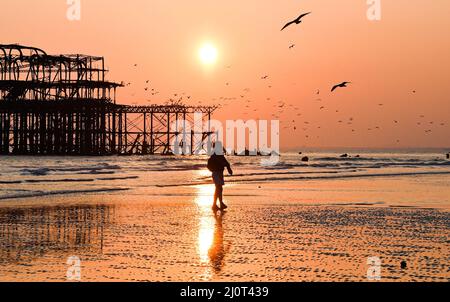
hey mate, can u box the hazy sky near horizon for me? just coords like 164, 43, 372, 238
1, 0, 450, 149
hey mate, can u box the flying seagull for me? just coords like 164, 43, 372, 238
281, 12, 312, 31
331, 81, 351, 92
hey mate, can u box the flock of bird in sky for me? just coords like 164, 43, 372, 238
123, 10, 445, 145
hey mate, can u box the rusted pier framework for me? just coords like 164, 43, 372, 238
0, 44, 216, 155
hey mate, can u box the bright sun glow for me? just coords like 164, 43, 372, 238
199, 43, 218, 65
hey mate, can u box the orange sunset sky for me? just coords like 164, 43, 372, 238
1, 0, 449, 150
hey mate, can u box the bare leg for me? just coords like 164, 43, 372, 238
218, 185, 224, 203
217, 185, 227, 209
213, 185, 220, 210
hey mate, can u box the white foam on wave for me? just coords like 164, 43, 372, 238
19, 163, 122, 176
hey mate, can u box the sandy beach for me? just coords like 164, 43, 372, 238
0, 152, 449, 282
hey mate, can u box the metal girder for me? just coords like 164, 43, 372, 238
0, 45, 217, 156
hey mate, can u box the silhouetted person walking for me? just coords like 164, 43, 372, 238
208, 142, 233, 211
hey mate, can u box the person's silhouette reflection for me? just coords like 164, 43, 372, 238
208, 211, 230, 273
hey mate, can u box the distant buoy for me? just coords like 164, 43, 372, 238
301, 156, 309, 162
401, 261, 407, 269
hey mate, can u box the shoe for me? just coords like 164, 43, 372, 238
220, 203, 228, 210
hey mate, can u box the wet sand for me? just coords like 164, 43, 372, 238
0, 180, 448, 282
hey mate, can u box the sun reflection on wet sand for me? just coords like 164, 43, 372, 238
198, 219, 214, 264
194, 184, 230, 279
195, 183, 215, 209
195, 185, 215, 280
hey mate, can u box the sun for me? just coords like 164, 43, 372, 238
199, 43, 218, 65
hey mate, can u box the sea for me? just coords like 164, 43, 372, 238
1, 149, 449, 207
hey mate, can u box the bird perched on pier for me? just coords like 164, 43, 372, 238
281, 12, 312, 31
331, 81, 351, 92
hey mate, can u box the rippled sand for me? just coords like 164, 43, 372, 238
0, 183, 448, 282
